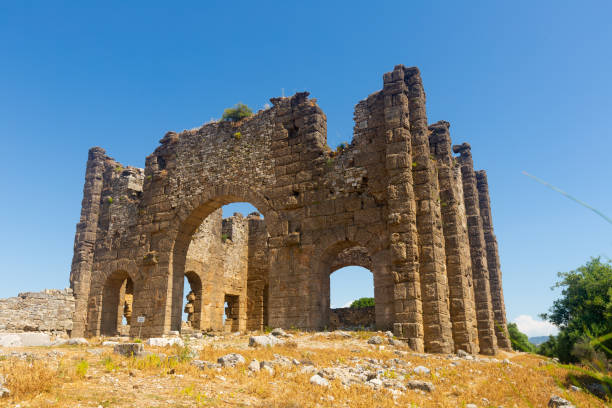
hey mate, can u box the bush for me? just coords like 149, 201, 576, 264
507, 322, 535, 352
539, 257, 612, 363
221, 103, 253, 122
350, 297, 374, 309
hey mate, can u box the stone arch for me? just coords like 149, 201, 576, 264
315, 241, 393, 330
183, 270, 203, 330
100, 270, 136, 336
168, 184, 278, 332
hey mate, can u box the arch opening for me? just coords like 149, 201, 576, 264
171, 196, 270, 334
329, 266, 375, 330
100, 271, 134, 336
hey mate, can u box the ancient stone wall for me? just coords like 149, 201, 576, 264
70, 65, 511, 354
329, 306, 375, 330
0, 289, 75, 335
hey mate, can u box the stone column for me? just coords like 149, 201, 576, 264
382, 65, 424, 352
476, 170, 512, 349
454, 143, 498, 355
69, 147, 107, 337
429, 122, 479, 354
404, 68, 454, 353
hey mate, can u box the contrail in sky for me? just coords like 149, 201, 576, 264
522, 171, 612, 225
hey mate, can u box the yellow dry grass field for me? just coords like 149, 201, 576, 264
0, 331, 608, 408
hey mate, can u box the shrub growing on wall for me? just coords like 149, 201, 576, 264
221, 103, 253, 122
350, 297, 374, 309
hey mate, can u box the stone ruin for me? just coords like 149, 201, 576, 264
69, 64, 512, 354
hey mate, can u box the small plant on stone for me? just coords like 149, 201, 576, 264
221, 233, 229, 243
336, 142, 349, 152
106, 197, 113, 204
221, 103, 253, 122
114, 165, 123, 173
233, 131, 242, 140
133, 338, 142, 343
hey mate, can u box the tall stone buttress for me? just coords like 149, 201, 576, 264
454, 143, 498, 355
476, 170, 512, 349
429, 122, 479, 354
69, 147, 107, 337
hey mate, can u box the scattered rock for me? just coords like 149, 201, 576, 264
146, 337, 184, 347
309, 374, 330, 387
548, 395, 575, 407
366, 378, 383, 388
113, 343, 145, 357
301, 366, 317, 374
457, 349, 469, 358
384, 331, 394, 338
367, 336, 383, 345
0, 334, 21, 347
406, 380, 435, 392
191, 360, 220, 370
66, 337, 89, 346
465, 404, 477, 408
568, 385, 581, 392
249, 335, 284, 347
102, 341, 119, 347
271, 328, 289, 337
413, 365, 430, 375
217, 353, 245, 367
248, 360, 260, 372
0, 333, 51, 347
261, 365, 275, 375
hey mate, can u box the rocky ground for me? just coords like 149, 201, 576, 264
0, 329, 608, 407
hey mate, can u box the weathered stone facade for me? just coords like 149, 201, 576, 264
0, 289, 75, 335
70, 65, 511, 354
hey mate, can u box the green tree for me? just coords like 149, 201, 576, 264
507, 322, 536, 352
539, 257, 612, 363
221, 103, 253, 122
350, 297, 374, 309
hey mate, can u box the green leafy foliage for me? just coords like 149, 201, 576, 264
350, 297, 374, 309
538, 257, 612, 363
221, 103, 253, 122
507, 322, 535, 352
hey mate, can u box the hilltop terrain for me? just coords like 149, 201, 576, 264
0, 330, 608, 408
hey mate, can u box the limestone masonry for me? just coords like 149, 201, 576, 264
69, 65, 511, 354
0, 289, 75, 335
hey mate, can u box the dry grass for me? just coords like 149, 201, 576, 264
0, 332, 609, 407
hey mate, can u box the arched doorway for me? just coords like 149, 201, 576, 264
100, 270, 134, 336
317, 242, 394, 331
329, 266, 375, 330
171, 192, 273, 334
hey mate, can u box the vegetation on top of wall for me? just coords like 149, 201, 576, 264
350, 297, 375, 309
221, 103, 253, 122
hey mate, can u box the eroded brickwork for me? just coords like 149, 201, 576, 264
0, 289, 75, 335
70, 65, 510, 354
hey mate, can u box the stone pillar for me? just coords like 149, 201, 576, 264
476, 170, 512, 349
454, 143, 498, 355
404, 68, 454, 353
69, 147, 107, 337
429, 122, 479, 354
382, 65, 424, 352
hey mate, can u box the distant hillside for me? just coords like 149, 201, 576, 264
529, 336, 550, 346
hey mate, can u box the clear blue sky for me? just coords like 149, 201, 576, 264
1, 1, 610, 336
